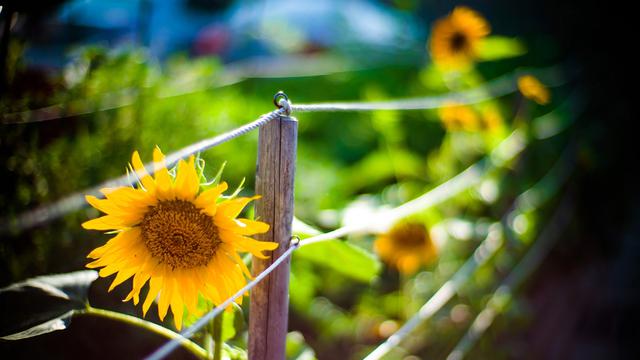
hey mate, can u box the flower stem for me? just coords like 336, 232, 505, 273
212, 312, 223, 360
77, 306, 208, 359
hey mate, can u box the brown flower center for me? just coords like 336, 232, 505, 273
450, 31, 469, 52
141, 200, 219, 269
390, 222, 429, 249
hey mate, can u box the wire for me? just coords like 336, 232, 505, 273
0, 107, 285, 234
446, 192, 574, 360
290, 73, 516, 112
445, 149, 576, 360
363, 223, 505, 360
299, 129, 526, 247
363, 143, 576, 360
144, 241, 299, 360
1, 71, 569, 234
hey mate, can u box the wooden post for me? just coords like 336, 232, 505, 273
249, 115, 297, 360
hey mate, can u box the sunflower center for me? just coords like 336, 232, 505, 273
450, 31, 468, 52
391, 223, 428, 249
141, 200, 219, 269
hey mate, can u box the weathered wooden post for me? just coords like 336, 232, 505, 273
249, 94, 297, 360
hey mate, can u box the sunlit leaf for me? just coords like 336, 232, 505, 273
220, 307, 237, 342
478, 36, 527, 61
294, 240, 381, 283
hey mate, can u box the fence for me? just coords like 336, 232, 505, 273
2, 69, 577, 360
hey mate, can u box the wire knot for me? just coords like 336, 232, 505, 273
273, 91, 292, 116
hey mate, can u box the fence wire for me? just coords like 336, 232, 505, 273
1, 66, 565, 234
363, 143, 576, 360
0, 107, 285, 234
141, 126, 534, 360
299, 129, 525, 247
144, 241, 299, 360
446, 192, 574, 360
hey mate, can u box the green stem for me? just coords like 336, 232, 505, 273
77, 306, 208, 359
212, 312, 223, 360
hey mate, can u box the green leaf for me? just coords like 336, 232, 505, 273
0, 270, 98, 340
220, 307, 237, 342
294, 240, 381, 283
477, 36, 527, 61
289, 260, 319, 310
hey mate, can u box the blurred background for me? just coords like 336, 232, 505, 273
0, 0, 635, 359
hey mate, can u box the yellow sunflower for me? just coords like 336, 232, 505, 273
429, 6, 491, 69
517, 75, 550, 105
374, 221, 437, 275
481, 106, 504, 132
439, 102, 480, 131
82, 147, 277, 330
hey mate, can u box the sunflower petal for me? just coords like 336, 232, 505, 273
215, 196, 259, 220
216, 217, 270, 235
153, 146, 173, 199
82, 215, 132, 231
143, 275, 163, 317
101, 187, 156, 207
108, 266, 137, 292
174, 156, 199, 200
169, 280, 184, 330
222, 244, 252, 278
157, 276, 172, 321
194, 182, 228, 213
220, 230, 278, 258
131, 151, 156, 192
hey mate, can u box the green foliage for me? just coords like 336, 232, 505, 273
295, 240, 382, 283
0, 8, 575, 358
477, 36, 527, 61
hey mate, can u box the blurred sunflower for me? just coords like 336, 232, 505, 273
439, 102, 480, 131
82, 147, 276, 330
429, 6, 490, 69
374, 221, 437, 274
517, 75, 551, 105
481, 106, 504, 132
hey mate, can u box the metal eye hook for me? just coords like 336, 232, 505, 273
290, 235, 301, 247
273, 91, 291, 116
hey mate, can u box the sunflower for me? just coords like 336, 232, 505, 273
374, 221, 437, 275
429, 6, 490, 69
82, 147, 277, 330
481, 106, 504, 132
439, 102, 480, 131
517, 75, 550, 105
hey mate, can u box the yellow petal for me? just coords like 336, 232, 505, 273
82, 215, 132, 231
101, 187, 156, 207
216, 217, 270, 235
85, 195, 144, 224
157, 276, 172, 321
174, 156, 199, 200
143, 275, 163, 317
131, 151, 156, 192
215, 196, 259, 220
178, 270, 200, 315
169, 281, 184, 330
194, 182, 228, 213
222, 244, 252, 278
108, 266, 137, 292
124, 270, 152, 305
153, 146, 173, 200
219, 230, 278, 258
